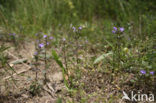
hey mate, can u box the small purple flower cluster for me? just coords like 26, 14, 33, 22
35, 33, 54, 48
72, 26, 83, 32
140, 70, 154, 75
112, 27, 124, 34
39, 43, 44, 48
9, 33, 16, 36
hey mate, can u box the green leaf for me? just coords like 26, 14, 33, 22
94, 52, 113, 64
0, 45, 10, 52
52, 50, 64, 71
104, 39, 114, 49
51, 50, 69, 88
56, 97, 62, 103
39, 54, 51, 59
130, 79, 136, 83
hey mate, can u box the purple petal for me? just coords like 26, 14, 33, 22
120, 27, 124, 32
12, 33, 16, 36
9, 33, 12, 36
150, 71, 154, 75
113, 27, 117, 31
35, 33, 38, 36
36, 40, 39, 43
9, 33, 16, 36
112, 30, 116, 34
43, 35, 47, 38
140, 70, 146, 75
34, 52, 38, 55
78, 26, 82, 30
49, 36, 53, 40
46, 42, 49, 45
72, 27, 76, 32
63, 38, 66, 41
39, 43, 44, 48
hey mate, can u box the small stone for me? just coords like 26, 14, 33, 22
21, 94, 29, 98
52, 72, 63, 83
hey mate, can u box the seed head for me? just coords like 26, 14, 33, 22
123, 47, 129, 53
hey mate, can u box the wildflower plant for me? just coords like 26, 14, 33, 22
43, 34, 48, 83
34, 33, 42, 82
111, 26, 125, 72
62, 38, 68, 73
72, 26, 83, 65
9, 33, 17, 47
52, 50, 69, 88
34, 51, 39, 81
0, 44, 17, 86
137, 68, 155, 90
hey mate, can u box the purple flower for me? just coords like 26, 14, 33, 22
39, 43, 44, 48
12, 33, 16, 36
113, 27, 117, 31
112, 30, 116, 34
63, 38, 66, 41
85, 40, 88, 43
35, 33, 38, 36
34, 52, 38, 55
72, 27, 76, 32
49, 36, 53, 40
140, 70, 146, 75
46, 42, 49, 45
36, 40, 39, 43
150, 71, 154, 75
78, 26, 82, 30
43, 35, 47, 38
9, 33, 16, 36
119, 27, 124, 32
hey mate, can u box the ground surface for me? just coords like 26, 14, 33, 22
0, 40, 154, 103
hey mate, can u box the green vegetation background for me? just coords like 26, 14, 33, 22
0, 0, 155, 44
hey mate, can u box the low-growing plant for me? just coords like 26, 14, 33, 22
29, 81, 41, 96
52, 50, 69, 88
0, 44, 17, 86
72, 26, 82, 65
8, 33, 18, 48
43, 34, 48, 83
62, 38, 69, 76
